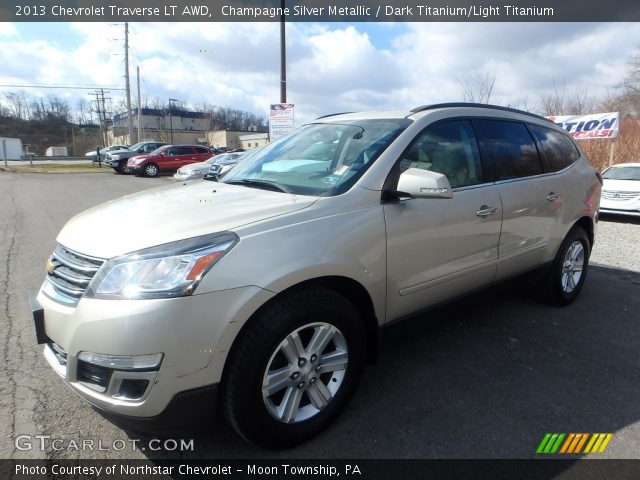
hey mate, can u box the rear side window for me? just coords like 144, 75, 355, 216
529, 125, 580, 172
481, 120, 543, 181
195, 147, 210, 154
399, 120, 483, 188
176, 147, 194, 155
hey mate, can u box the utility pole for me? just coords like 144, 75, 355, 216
94, 91, 103, 146
280, 0, 287, 103
100, 89, 109, 146
137, 66, 142, 142
124, 22, 134, 144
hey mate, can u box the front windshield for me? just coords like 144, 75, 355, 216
222, 120, 410, 196
128, 142, 146, 151
149, 145, 170, 156
602, 166, 640, 181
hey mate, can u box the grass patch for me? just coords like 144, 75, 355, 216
0, 164, 113, 174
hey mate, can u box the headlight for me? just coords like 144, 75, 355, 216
85, 232, 238, 300
132, 158, 144, 165
110, 154, 120, 160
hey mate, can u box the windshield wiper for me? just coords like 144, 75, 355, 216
225, 179, 293, 194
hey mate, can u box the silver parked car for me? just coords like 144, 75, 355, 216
174, 153, 245, 181
32, 103, 601, 448
202, 152, 247, 180
600, 162, 640, 217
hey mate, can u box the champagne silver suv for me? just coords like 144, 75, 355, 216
32, 103, 601, 448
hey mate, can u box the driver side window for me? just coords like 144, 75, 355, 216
400, 120, 483, 188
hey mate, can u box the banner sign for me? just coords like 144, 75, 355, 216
546, 112, 620, 139
269, 103, 295, 140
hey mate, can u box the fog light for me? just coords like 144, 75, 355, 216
77, 360, 112, 391
118, 379, 150, 399
77, 352, 163, 370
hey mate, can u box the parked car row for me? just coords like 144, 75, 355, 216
105, 141, 167, 173
125, 144, 215, 177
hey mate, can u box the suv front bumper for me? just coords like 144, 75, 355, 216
34, 285, 274, 424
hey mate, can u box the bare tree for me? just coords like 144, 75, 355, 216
539, 82, 596, 116
457, 66, 497, 104
3, 91, 30, 119
620, 54, 640, 114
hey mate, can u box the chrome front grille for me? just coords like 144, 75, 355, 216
45, 245, 104, 303
602, 190, 640, 200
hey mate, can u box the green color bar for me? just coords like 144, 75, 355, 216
537, 433, 552, 454
550, 433, 566, 453
543, 434, 560, 453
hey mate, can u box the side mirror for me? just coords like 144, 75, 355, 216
395, 168, 453, 199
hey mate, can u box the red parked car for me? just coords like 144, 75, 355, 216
126, 144, 214, 177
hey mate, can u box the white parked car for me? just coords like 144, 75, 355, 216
84, 145, 128, 162
32, 103, 601, 448
600, 162, 640, 217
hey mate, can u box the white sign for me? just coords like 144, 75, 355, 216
546, 112, 619, 139
269, 103, 295, 140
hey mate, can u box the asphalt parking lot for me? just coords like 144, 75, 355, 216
1, 171, 639, 460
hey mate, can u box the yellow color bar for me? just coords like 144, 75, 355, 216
597, 434, 613, 453
583, 434, 598, 453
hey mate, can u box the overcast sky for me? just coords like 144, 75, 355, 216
0, 22, 639, 125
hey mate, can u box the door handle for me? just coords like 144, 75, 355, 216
476, 205, 498, 217
546, 192, 561, 201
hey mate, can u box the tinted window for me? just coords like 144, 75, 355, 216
176, 147, 193, 155
195, 147, 210, 154
481, 120, 543, 181
399, 120, 483, 188
529, 125, 580, 172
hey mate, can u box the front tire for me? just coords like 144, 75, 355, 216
116, 161, 127, 174
222, 287, 365, 449
144, 163, 159, 177
541, 226, 590, 306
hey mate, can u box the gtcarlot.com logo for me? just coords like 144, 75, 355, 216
536, 433, 613, 455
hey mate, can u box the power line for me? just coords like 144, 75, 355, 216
0, 84, 125, 91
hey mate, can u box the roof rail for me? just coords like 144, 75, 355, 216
316, 112, 355, 119
409, 103, 550, 122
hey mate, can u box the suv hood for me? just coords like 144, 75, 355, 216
57, 182, 319, 259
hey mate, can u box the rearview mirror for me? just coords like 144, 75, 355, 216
395, 168, 453, 199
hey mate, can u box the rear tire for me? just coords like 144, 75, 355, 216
540, 226, 590, 306
222, 286, 365, 449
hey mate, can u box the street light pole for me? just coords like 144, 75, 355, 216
280, 0, 286, 103
168, 98, 179, 144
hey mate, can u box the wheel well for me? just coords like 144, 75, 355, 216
574, 216, 594, 247
302, 277, 379, 364
233, 277, 380, 365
